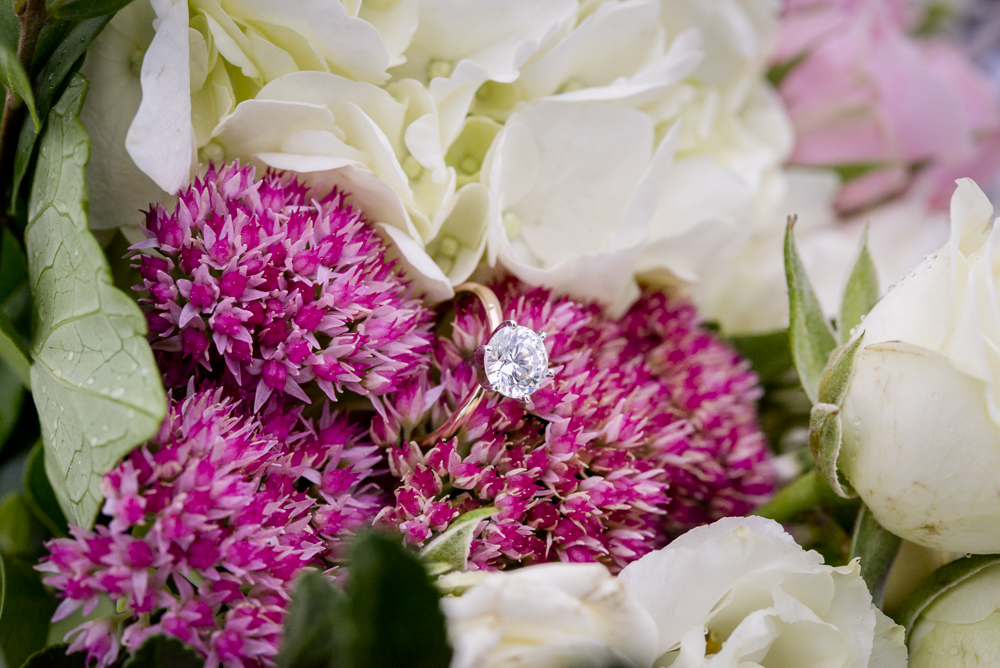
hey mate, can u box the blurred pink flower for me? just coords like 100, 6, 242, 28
374, 280, 775, 572
776, 0, 1000, 212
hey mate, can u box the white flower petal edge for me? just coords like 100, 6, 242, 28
443, 562, 659, 668
617, 516, 906, 668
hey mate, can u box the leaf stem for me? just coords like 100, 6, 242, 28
753, 468, 848, 522
0, 0, 46, 228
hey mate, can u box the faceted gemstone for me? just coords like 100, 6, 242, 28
482, 323, 549, 400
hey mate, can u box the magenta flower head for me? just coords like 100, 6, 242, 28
38, 385, 385, 668
374, 280, 775, 572
135, 163, 434, 411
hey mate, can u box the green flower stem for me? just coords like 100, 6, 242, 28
0, 0, 46, 226
753, 468, 849, 523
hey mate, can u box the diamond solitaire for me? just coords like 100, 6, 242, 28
478, 321, 550, 401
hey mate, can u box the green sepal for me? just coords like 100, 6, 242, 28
901, 554, 1000, 638
817, 334, 865, 406
809, 402, 854, 498
849, 504, 901, 608
123, 635, 204, 668
349, 532, 453, 668
25, 74, 166, 528
0, 552, 55, 668
0, 38, 39, 130
421, 506, 497, 576
277, 571, 352, 668
784, 216, 837, 405
838, 226, 879, 344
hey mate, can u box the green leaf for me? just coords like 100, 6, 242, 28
22, 644, 87, 668
0, 307, 31, 385
0, 39, 38, 130
49, 0, 137, 20
12, 16, 113, 209
766, 52, 806, 88
838, 227, 879, 344
0, 552, 55, 668
349, 532, 453, 668
0, 493, 40, 556
0, 229, 28, 302
901, 554, 1000, 635
421, 507, 497, 576
785, 216, 838, 405
25, 74, 166, 529
753, 468, 850, 522
278, 571, 353, 668
0, 360, 25, 451
849, 504, 901, 608
809, 402, 854, 498
123, 635, 204, 668
24, 441, 68, 536
829, 162, 884, 183
727, 330, 793, 386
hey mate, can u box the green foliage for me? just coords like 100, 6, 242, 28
280, 532, 453, 668
278, 572, 353, 668
123, 635, 204, 668
25, 74, 165, 528
22, 644, 87, 667
784, 216, 837, 405
23, 441, 68, 536
849, 505, 901, 608
350, 533, 453, 668
12, 15, 113, 211
0, 38, 39, 130
838, 227, 879, 344
727, 330, 793, 386
901, 554, 1000, 637
0, 552, 54, 667
421, 507, 497, 576
48, 0, 137, 21
0, 492, 42, 555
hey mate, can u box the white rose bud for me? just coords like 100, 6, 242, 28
618, 517, 906, 668
838, 178, 1000, 553
909, 560, 1000, 666
442, 562, 658, 668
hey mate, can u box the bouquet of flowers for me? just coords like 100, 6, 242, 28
0, 0, 999, 666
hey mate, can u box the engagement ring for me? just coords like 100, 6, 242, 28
418, 282, 554, 445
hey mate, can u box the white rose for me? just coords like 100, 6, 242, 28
81, 0, 405, 236
443, 562, 658, 668
838, 178, 1000, 553
618, 516, 907, 668
908, 560, 1000, 666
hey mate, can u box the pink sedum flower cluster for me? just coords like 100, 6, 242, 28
374, 281, 775, 572
136, 163, 433, 412
777, 0, 1000, 213
39, 387, 383, 668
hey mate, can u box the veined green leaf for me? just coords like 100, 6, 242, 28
901, 554, 1000, 639
838, 227, 879, 344
421, 507, 497, 576
849, 505, 901, 608
0, 39, 38, 130
49, 0, 137, 20
350, 533, 453, 668
25, 74, 166, 529
123, 635, 203, 668
785, 216, 837, 404
278, 571, 352, 668
0, 552, 55, 667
